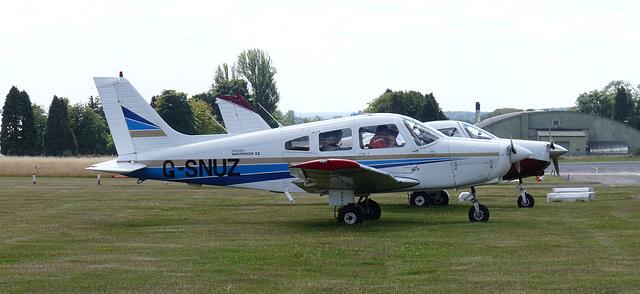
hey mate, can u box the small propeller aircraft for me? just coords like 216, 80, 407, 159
426, 120, 567, 207
88, 75, 532, 224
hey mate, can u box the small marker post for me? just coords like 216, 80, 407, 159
33, 172, 36, 184
97, 173, 101, 185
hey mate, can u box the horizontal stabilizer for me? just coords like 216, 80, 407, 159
86, 159, 147, 173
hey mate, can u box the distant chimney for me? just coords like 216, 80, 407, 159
475, 102, 481, 123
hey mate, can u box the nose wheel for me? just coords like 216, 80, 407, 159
468, 204, 490, 222
462, 187, 490, 222
516, 179, 535, 208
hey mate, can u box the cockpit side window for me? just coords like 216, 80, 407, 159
402, 118, 442, 146
358, 124, 405, 149
438, 127, 464, 138
462, 124, 496, 140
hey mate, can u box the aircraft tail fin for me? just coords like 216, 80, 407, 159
216, 92, 272, 134
93, 76, 199, 156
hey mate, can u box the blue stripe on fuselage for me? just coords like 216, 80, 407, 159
126, 158, 458, 186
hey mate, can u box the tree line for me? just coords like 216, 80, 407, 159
573, 80, 640, 129
7, 48, 633, 157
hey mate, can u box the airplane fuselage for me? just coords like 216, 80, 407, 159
123, 114, 520, 194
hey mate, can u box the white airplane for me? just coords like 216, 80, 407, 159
88, 75, 532, 224
426, 120, 567, 208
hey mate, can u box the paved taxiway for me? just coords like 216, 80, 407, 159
545, 161, 640, 186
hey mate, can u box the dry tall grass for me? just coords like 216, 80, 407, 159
0, 156, 116, 177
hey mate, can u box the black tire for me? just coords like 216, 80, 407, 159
430, 190, 450, 206
517, 193, 535, 208
409, 192, 429, 207
468, 204, 490, 222
337, 204, 365, 224
363, 199, 381, 220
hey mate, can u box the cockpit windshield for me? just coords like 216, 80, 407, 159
462, 123, 497, 140
402, 118, 442, 146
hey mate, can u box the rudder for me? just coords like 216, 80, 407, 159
94, 76, 195, 155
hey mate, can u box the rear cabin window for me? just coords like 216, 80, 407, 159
319, 128, 353, 151
359, 124, 405, 149
285, 136, 309, 151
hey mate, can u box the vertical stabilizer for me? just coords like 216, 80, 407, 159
216, 93, 272, 134
93, 77, 195, 155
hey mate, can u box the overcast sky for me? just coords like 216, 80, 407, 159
1, 0, 639, 114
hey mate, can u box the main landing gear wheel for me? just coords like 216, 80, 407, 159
468, 204, 490, 222
430, 190, 450, 206
337, 204, 364, 225
362, 199, 381, 220
517, 193, 535, 208
409, 192, 429, 207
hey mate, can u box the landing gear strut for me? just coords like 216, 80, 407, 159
335, 196, 381, 224
464, 187, 490, 222
516, 178, 535, 208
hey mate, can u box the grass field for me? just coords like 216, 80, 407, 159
1, 175, 639, 293
0, 156, 116, 177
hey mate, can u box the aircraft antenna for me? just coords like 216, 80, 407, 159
206, 112, 228, 134
256, 102, 284, 128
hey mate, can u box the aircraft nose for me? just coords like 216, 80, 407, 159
550, 144, 568, 158
510, 143, 533, 163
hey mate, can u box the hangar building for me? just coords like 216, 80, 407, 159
476, 111, 640, 156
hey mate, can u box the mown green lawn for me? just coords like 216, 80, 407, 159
1, 176, 639, 293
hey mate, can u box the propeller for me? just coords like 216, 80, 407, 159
547, 125, 566, 175
508, 136, 522, 173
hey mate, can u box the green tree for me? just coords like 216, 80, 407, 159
419, 92, 448, 122
44, 96, 78, 156
632, 98, 640, 130
575, 90, 613, 118
87, 95, 105, 120
1, 86, 38, 155
205, 63, 252, 121
365, 89, 448, 121
302, 115, 324, 123
155, 90, 197, 135
613, 87, 633, 123
69, 102, 114, 155
574, 80, 639, 120
280, 110, 296, 126
32, 104, 47, 155
236, 49, 280, 127
189, 98, 224, 134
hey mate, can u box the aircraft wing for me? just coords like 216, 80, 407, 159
289, 159, 419, 194
86, 159, 147, 173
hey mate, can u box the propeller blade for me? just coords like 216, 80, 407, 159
515, 161, 521, 173
548, 125, 555, 150
553, 157, 560, 176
